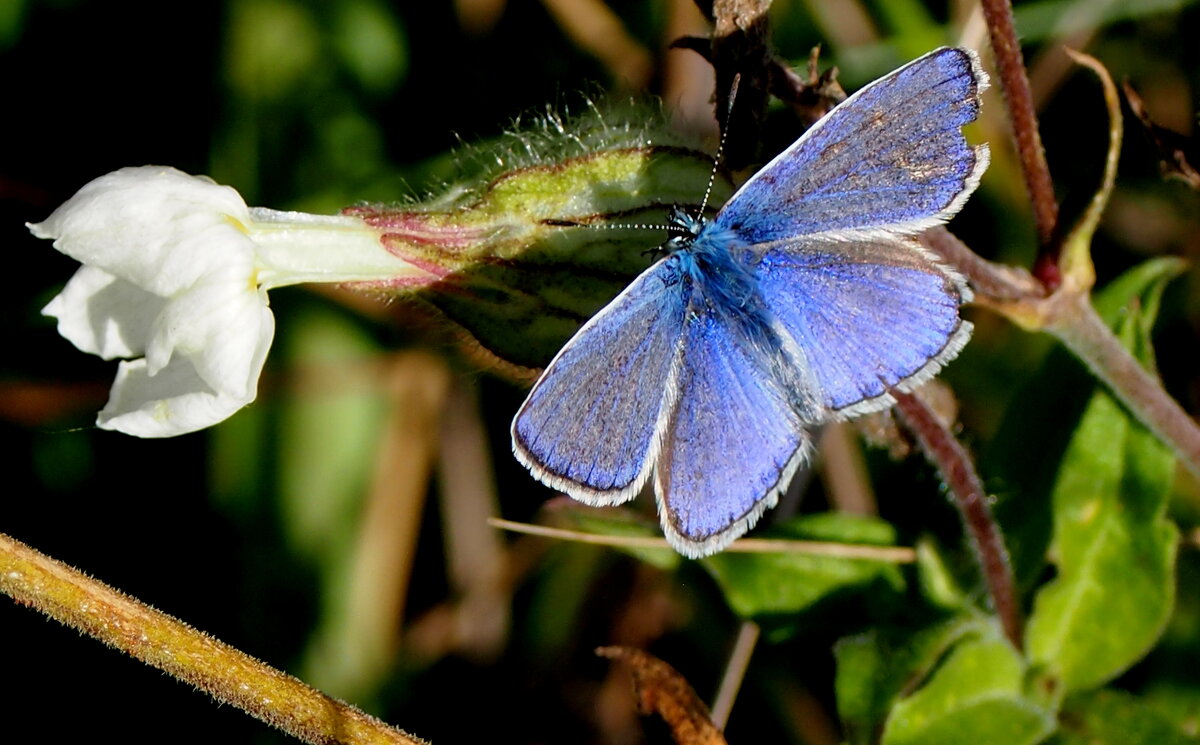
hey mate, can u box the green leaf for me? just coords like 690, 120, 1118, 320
985, 344, 1089, 589
985, 258, 1186, 589
881, 619, 1057, 745
702, 513, 904, 622
1025, 262, 1181, 693
836, 615, 981, 745
1050, 689, 1200, 745
1091, 257, 1186, 328
914, 536, 969, 611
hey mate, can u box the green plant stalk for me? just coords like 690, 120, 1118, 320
960, 48, 1200, 479
0, 532, 428, 745
939, 235, 1200, 479
1048, 292, 1200, 473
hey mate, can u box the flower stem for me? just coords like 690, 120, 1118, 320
0, 532, 428, 745
1049, 292, 1200, 475
932, 225, 1200, 479
892, 392, 1022, 649
979, 0, 1060, 281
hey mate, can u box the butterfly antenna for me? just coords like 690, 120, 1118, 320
699, 73, 741, 216
544, 217, 690, 236
545, 78, 743, 238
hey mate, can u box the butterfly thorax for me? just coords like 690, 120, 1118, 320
664, 206, 751, 297
662, 212, 795, 372
667, 211, 826, 417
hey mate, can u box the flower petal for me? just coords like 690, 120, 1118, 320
145, 264, 274, 399
29, 166, 255, 296
97, 356, 261, 438
42, 265, 165, 359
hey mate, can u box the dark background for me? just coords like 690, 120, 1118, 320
3, 1, 1200, 743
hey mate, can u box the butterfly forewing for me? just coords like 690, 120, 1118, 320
511, 258, 690, 503
714, 47, 988, 242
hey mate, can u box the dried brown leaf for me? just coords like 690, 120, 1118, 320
1124, 80, 1200, 190
596, 646, 728, 745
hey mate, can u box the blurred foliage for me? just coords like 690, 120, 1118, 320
5, 1, 1200, 744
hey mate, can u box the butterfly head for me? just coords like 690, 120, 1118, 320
660, 204, 706, 254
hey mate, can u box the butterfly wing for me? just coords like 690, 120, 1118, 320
714, 46, 988, 242
714, 47, 985, 418
652, 281, 811, 557
511, 257, 691, 504
752, 237, 971, 417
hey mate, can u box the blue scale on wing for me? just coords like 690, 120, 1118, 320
655, 289, 807, 547
715, 47, 984, 241
513, 259, 690, 497
754, 238, 967, 413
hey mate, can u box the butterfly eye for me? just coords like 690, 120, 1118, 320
666, 205, 705, 236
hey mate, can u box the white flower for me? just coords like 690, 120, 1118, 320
32, 166, 430, 437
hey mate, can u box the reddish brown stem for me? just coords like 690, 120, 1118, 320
922, 227, 1045, 302
980, 0, 1061, 284
893, 392, 1023, 649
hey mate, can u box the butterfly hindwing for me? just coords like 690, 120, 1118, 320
753, 237, 971, 417
653, 283, 810, 557
715, 47, 988, 242
511, 257, 690, 504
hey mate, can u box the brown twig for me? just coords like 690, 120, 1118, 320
0, 532, 428, 745
710, 621, 760, 730
488, 518, 917, 561
922, 227, 1044, 303
979, 0, 1060, 285
892, 393, 1023, 649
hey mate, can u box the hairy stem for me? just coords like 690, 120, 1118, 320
923, 227, 1045, 302
1050, 292, 1200, 476
0, 532, 427, 745
980, 0, 1060, 281
893, 392, 1022, 649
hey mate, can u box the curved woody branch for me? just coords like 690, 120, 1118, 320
0, 532, 428, 745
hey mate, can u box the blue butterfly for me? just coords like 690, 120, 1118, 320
511, 47, 989, 557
